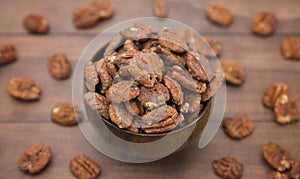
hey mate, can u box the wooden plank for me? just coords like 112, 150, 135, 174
0, 122, 299, 178
0, 0, 299, 34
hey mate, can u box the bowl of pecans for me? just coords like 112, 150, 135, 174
73, 18, 226, 163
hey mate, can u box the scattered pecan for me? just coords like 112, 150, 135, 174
7, 77, 41, 101
223, 114, 254, 139
267, 172, 288, 179
70, 154, 101, 179
153, 0, 168, 18
23, 14, 49, 34
204, 36, 223, 57
274, 93, 299, 125
48, 53, 71, 80
212, 157, 243, 179
51, 103, 77, 126
220, 59, 246, 86
281, 37, 300, 60
73, 4, 100, 29
262, 142, 294, 172
252, 12, 277, 36
206, 3, 233, 26
92, 0, 114, 19
0, 44, 17, 65
262, 82, 289, 109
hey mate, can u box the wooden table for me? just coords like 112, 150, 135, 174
0, 0, 299, 178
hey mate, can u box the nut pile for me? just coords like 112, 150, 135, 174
262, 82, 299, 125
84, 23, 222, 134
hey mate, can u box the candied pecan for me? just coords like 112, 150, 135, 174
95, 59, 113, 93
220, 59, 246, 86
109, 103, 133, 128
141, 105, 179, 133
223, 114, 254, 139
206, 3, 233, 26
163, 76, 183, 106
281, 37, 300, 60
153, 0, 168, 18
125, 100, 144, 116
114, 50, 142, 67
181, 91, 202, 114
84, 92, 110, 119
51, 103, 77, 126
274, 94, 299, 125
92, 0, 114, 19
252, 12, 277, 36
142, 39, 160, 50
185, 52, 208, 81
73, 4, 100, 29
104, 55, 118, 76
84, 62, 99, 92
18, 144, 52, 174
291, 160, 300, 179
0, 44, 17, 65
7, 77, 41, 101
158, 46, 186, 67
122, 40, 140, 51
137, 83, 170, 110
129, 53, 164, 87
169, 65, 204, 93
262, 82, 289, 109
23, 14, 49, 34
267, 172, 288, 179
212, 157, 243, 179
262, 142, 294, 172
70, 154, 101, 179
48, 53, 71, 80
104, 35, 124, 56
204, 36, 222, 57
120, 23, 152, 41
106, 80, 140, 103
158, 28, 188, 53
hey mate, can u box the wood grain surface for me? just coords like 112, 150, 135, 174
0, 0, 299, 178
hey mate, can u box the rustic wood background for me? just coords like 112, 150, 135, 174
0, 0, 299, 178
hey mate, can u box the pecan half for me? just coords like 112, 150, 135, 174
23, 14, 49, 34
212, 157, 243, 179
252, 12, 277, 36
106, 80, 140, 104
206, 3, 233, 26
262, 142, 294, 172
281, 37, 300, 60
0, 44, 17, 65
274, 94, 299, 125
220, 59, 246, 86
223, 114, 254, 139
262, 82, 289, 109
